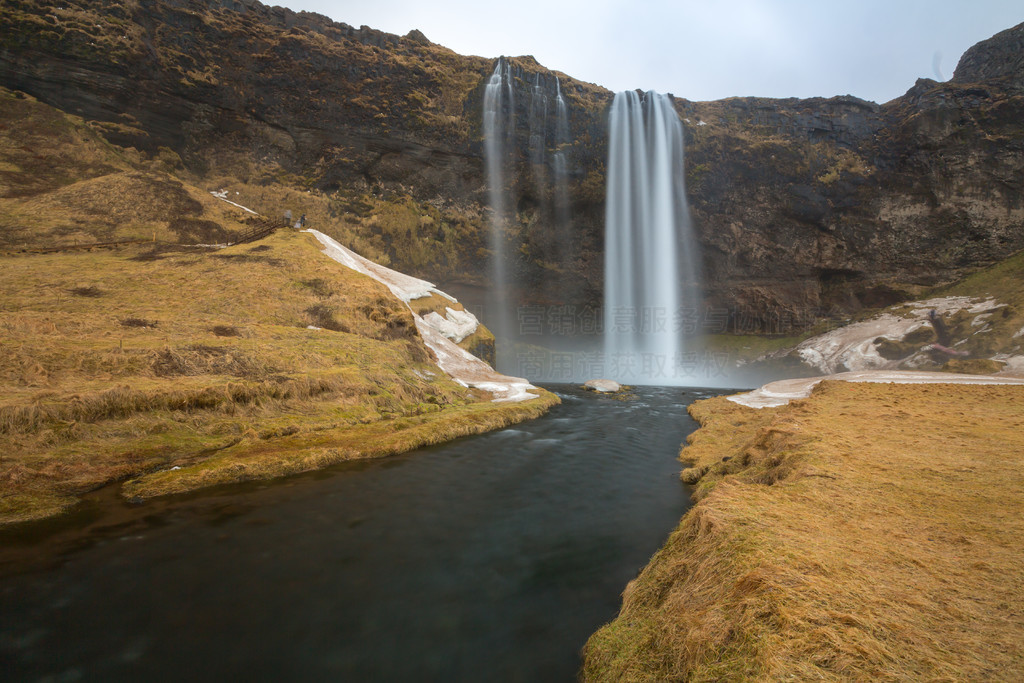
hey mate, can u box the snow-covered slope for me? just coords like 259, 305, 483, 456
765, 296, 1020, 374
307, 230, 539, 403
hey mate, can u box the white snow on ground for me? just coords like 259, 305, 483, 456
998, 355, 1024, 375
796, 314, 927, 373
729, 370, 1024, 409
422, 307, 478, 344
306, 230, 538, 403
210, 189, 258, 215
793, 296, 1004, 374
307, 229, 436, 302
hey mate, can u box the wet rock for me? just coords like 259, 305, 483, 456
584, 379, 622, 393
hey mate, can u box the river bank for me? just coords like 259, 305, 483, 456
1, 384, 718, 681
584, 378, 1024, 680
0, 229, 556, 525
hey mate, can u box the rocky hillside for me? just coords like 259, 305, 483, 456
1, 1, 1022, 332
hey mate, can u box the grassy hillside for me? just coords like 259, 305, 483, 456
0, 88, 259, 250
0, 92, 550, 528
0, 229, 555, 524
583, 381, 1024, 680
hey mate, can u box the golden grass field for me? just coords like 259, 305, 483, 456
584, 380, 1024, 681
0, 229, 556, 524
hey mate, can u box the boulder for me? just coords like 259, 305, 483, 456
584, 379, 622, 393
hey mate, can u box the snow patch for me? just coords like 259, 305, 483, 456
794, 314, 927, 374
307, 230, 436, 302
906, 296, 1003, 315
210, 189, 258, 215
306, 230, 538, 403
729, 370, 1024, 409
789, 297, 1005, 374
971, 313, 993, 327
997, 355, 1024, 375
422, 307, 478, 344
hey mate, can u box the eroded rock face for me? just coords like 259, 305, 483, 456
1, 1, 1021, 332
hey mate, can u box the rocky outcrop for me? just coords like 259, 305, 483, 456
1, 1, 1022, 333
951, 22, 1024, 88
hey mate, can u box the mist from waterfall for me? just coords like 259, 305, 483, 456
604, 90, 699, 384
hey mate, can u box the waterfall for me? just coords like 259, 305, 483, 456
528, 73, 548, 168
483, 58, 513, 367
528, 73, 549, 232
553, 77, 572, 261
603, 90, 699, 384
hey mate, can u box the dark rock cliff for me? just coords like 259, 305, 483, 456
1, 0, 1022, 333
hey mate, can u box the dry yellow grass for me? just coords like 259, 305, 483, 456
584, 381, 1024, 681
0, 87, 256, 250
0, 229, 557, 524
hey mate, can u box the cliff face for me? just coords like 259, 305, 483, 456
682, 59, 1024, 331
1, 0, 1022, 332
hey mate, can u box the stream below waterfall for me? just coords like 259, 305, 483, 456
0, 384, 735, 682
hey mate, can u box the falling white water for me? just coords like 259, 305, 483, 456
553, 77, 572, 252
483, 58, 513, 365
604, 90, 699, 384
528, 72, 548, 167
528, 72, 550, 235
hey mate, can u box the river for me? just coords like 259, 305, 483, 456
0, 384, 732, 681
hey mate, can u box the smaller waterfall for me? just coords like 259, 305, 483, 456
553, 77, 572, 262
604, 90, 699, 384
528, 72, 549, 226
528, 73, 548, 167
483, 58, 512, 357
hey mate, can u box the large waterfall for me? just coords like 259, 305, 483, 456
604, 91, 698, 384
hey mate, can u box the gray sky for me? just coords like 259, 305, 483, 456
280, 1, 1022, 103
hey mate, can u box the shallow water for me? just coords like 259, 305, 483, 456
0, 385, 732, 682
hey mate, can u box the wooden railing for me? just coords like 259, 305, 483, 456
228, 217, 284, 245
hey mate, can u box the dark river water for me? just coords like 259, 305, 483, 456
0, 384, 732, 682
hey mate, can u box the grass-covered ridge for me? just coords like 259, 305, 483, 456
0, 229, 556, 524
0, 87, 254, 250
583, 381, 1024, 680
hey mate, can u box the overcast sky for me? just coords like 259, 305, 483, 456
279, 1, 1022, 103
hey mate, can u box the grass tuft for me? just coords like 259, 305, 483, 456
120, 317, 157, 328
68, 285, 104, 297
